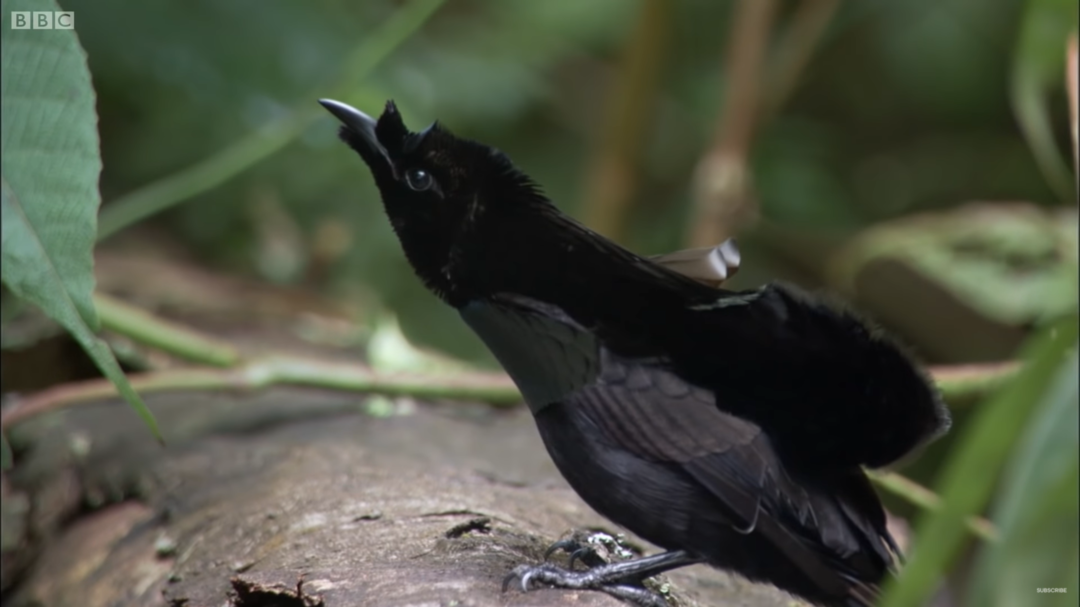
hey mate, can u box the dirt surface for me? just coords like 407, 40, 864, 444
3, 388, 804, 607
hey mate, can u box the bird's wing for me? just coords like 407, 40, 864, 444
460, 294, 892, 597
576, 347, 805, 527
461, 294, 795, 523
577, 348, 893, 596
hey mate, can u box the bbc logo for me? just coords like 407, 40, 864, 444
10, 11, 74, 30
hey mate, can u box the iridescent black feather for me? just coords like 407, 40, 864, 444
324, 99, 950, 607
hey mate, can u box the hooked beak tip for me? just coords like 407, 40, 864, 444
320, 98, 388, 161
319, 98, 377, 131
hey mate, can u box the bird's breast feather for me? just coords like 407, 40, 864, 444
460, 297, 601, 413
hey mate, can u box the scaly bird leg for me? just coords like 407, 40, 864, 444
503, 550, 701, 607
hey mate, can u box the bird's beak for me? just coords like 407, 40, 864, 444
319, 98, 390, 162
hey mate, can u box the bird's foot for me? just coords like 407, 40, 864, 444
543, 529, 639, 571
502, 562, 668, 607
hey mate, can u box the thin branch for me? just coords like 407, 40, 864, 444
1010, 16, 1075, 203
1068, 33, 1078, 193
686, 0, 779, 247
94, 292, 241, 367
932, 361, 1020, 405
762, 0, 840, 120
579, 0, 674, 242
0, 356, 521, 429
867, 470, 998, 543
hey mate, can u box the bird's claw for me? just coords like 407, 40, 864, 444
501, 564, 538, 593
501, 563, 668, 607
543, 539, 582, 561
568, 547, 596, 570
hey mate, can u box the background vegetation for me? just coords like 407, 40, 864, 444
2, 1, 1076, 606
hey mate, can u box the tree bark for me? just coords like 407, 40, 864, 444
3, 388, 801, 607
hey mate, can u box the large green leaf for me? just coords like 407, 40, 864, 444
1, 0, 98, 329
832, 203, 1079, 326
1, 0, 159, 441
968, 347, 1079, 607
879, 313, 1079, 607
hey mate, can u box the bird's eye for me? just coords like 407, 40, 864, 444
404, 167, 434, 192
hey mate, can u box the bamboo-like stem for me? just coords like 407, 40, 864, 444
580, 0, 673, 241
686, 0, 778, 247
762, 0, 840, 119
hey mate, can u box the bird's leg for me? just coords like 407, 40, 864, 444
589, 583, 672, 607
504, 550, 701, 606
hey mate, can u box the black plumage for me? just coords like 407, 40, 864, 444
320, 99, 951, 607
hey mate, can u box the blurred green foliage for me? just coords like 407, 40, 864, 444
66, 0, 1066, 362
1011, 0, 1076, 200
880, 314, 1077, 607
969, 347, 1078, 607
835, 203, 1078, 327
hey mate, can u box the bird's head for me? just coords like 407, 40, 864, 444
320, 99, 545, 300
317, 98, 540, 300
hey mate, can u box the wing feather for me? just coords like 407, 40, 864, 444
461, 294, 892, 596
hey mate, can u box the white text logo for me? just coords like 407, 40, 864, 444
10, 11, 74, 30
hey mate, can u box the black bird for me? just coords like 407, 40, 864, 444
320, 99, 950, 607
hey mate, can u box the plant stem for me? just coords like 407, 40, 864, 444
579, 0, 673, 242
1067, 33, 1078, 193
867, 470, 997, 543
762, 0, 840, 119
0, 356, 521, 430
94, 292, 241, 367
686, 0, 778, 247
932, 361, 1020, 405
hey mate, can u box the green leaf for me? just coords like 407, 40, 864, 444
967, 348, 1079, 607
1, 0, 161, 441
832, 203, 1078, 326
879, 313, 1079, 607
1011, 0, 1077, 201
2, 0, 99, 330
